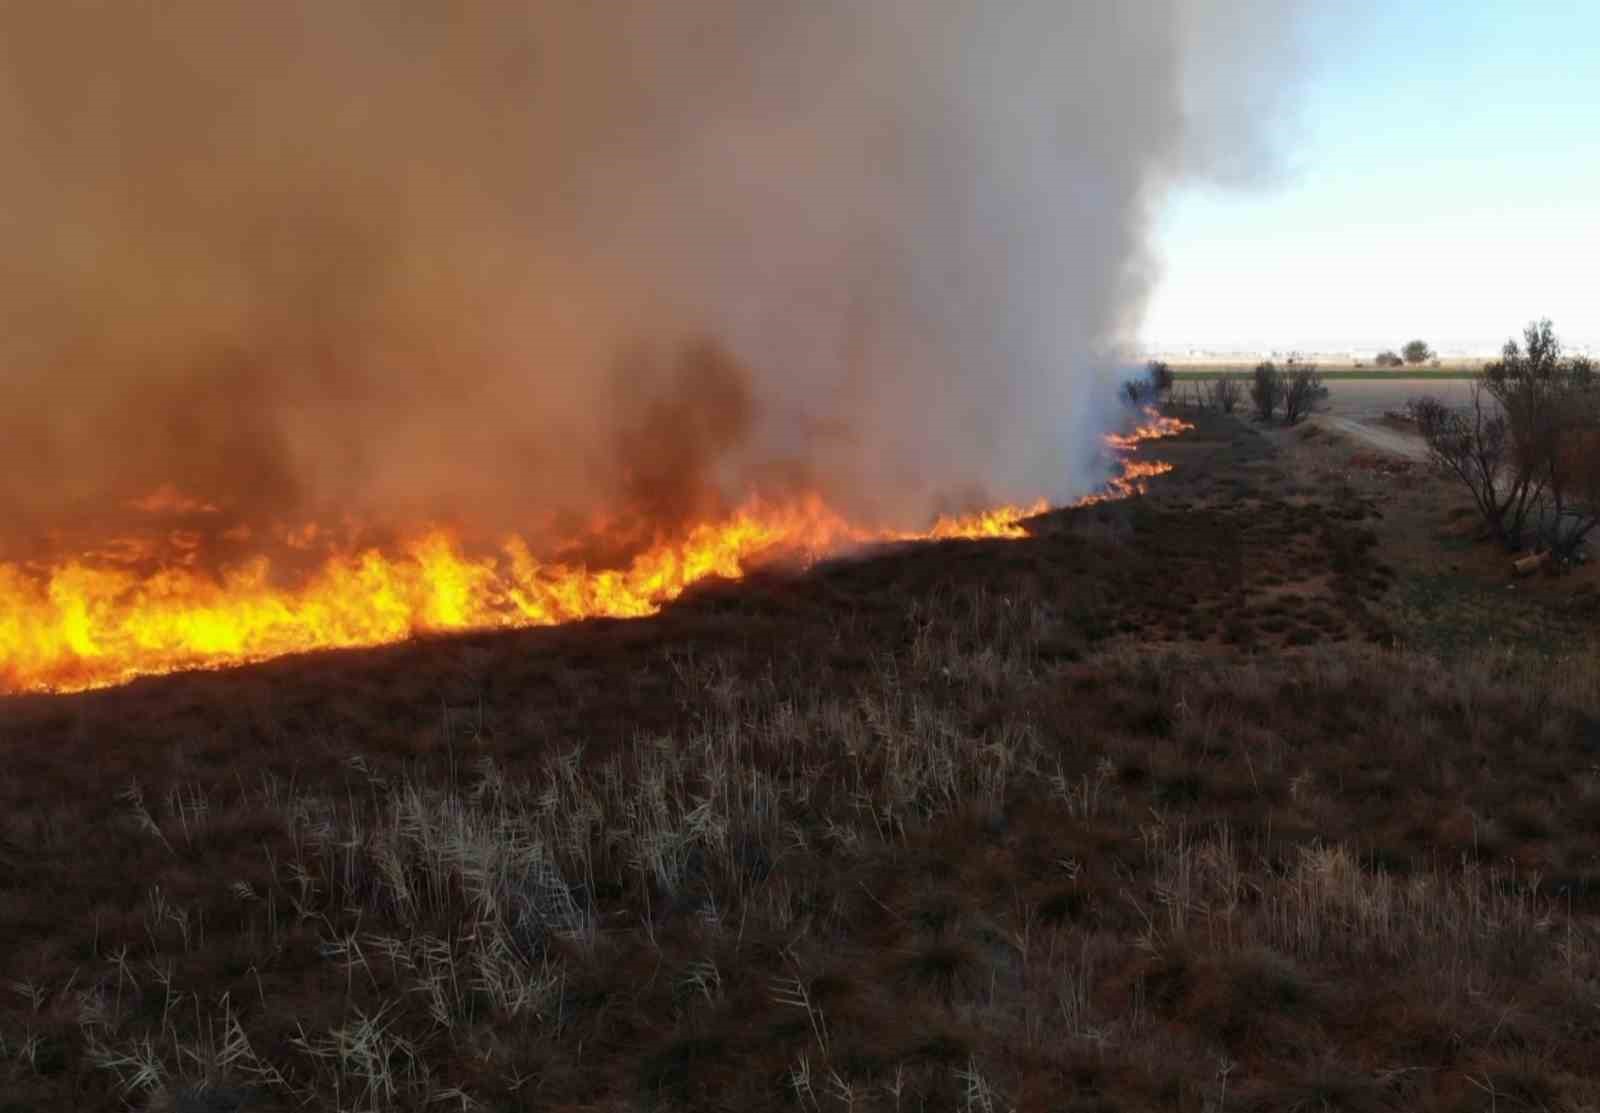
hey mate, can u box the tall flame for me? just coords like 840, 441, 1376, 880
1, 410, 1190, 694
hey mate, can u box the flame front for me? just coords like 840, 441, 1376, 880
1103, 410, 1194, 450
1, 411, 1190, 694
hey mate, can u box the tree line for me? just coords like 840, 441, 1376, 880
1370, 339, 1437, 368
1129, 358, 1328, 426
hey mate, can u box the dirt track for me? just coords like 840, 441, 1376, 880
1308, 377, 1472, 461
1312, 413, 1430, 461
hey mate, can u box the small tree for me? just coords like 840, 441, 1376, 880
1250, 361, 1283, 421
1374, 350, 1404, 368
1281, 364, 1328, 425
1402, 340, 1435, 365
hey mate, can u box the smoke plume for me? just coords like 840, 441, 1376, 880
0, 1, 1311, 556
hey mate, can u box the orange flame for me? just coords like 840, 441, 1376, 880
1103, 407, 1195, 450
1, 410, 1189, 694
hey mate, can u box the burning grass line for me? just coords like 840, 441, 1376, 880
2, 412, 1190, 696
12, 455, 1600, 1109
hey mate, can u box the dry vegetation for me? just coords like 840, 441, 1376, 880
1411, 321, 1600, 562
3, 414, 1599, 1111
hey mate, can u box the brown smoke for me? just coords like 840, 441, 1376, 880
0, 1, 1313, 558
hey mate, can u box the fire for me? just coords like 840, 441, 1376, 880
1, 410, 1190, 695
1077, 459, 1176, 506
1104, 409, 1194, 450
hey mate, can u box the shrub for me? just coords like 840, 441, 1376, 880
1484, 321, 1600, 557
1412, 320, 1600, 558
1210, 375, 1241, 414
1374, 350, 1404, 368
1281, 364, 1328, 425
1124, 360, 1174, 406
1126, 358, 1177, 406
1251, 361, 1283, 421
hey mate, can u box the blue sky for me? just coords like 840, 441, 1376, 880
1143, 1, 1600, 354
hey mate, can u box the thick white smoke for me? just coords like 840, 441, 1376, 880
0, 1, 1313, 553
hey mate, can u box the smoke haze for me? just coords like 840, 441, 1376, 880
0, 1, 1313, 556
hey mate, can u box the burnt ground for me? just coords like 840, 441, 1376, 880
2, 410, 1598, 1111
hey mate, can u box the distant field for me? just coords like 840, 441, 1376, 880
1317, 377, 1477, 419
1172, 367, 1477, 381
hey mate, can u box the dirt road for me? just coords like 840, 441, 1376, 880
1301, 377, 1470, 461
1312, 414, 1431, 461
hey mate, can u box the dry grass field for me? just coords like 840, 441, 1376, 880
1171, 377, 1480, 422
1170, 359, 1484, 378
3, 412, 1599, 1111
